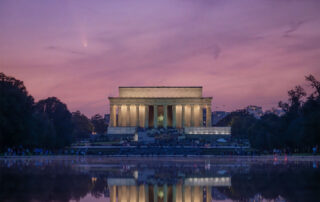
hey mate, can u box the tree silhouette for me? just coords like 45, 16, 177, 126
91, 114, 107, 135
34, 97, 73, 148
72, 111, 93, 140
0, 72, 34, 148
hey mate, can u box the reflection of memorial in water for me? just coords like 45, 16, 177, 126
1, 158, 320, 202
107, 175, 231, 202
74, 159, 239, 201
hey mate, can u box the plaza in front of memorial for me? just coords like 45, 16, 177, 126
70, 86, 247, 156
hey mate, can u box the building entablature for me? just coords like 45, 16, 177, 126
118, 86, 203, 98
109, 97, 212, 105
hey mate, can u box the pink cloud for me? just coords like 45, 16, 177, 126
1, 0, 320, 116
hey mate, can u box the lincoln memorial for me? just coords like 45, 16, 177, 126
108, 86, 212, 128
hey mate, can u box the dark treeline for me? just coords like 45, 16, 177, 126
217, 74, 320, 152
0, 72, 107, 150
1, 72, 320, 152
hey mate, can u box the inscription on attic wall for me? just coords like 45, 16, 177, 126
119, 87, 202, 98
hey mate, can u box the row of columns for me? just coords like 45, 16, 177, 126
109, 184, 212, 202
109, 104, 212, 128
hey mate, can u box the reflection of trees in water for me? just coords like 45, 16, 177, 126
0, 164, 93, 202
218, 163, 320, 202
0, 161, 320, 202
90, 177, 107, 198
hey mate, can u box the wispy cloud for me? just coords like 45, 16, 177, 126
283, 20, 307, 37
45, 45, 86, 55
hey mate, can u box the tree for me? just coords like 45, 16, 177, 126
288, 85, 306, 112
1, 72, 94, 149
91, 114, 107, 135
34, 97, 73, 148
32, 111, 56, 148
248, 114, 283, 150
72, 111, 93, 140
0, 72, 35, 149
301, 74, 320, 147
306, 74, 320, 97
216, 110, 257, 139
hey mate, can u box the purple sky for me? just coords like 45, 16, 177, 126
1, 0, 320, 116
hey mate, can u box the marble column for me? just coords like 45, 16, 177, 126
206, 105, 212, 127
164, 184, 168, 202
118, 185, 129, 202
153, 185, 158, 202
109, 185, 117, 202
172, 185, 177, 202
114, 105, 118, 127
136, 186, 139, 202
175, 184, 182, 202
182, 184, 185, 202
145, 185, 149, 202
139, 185, 145, 202
109, 104, 114, 127
136, 104, 139, 127
118, 105, 122, 127
184, 185, 191, 202
164, 105, 168, 128
206, 186, 212, 202
153, 105, 158, 128
200, 105, 203, 127
172, 105, 176, 128
127, 105, 130, 127
129, 185, 138, 202
145, 105, 149, 128
191, 104, 194, 127
115, 105, 118, 127
192, 186, 201, 202
182, 105, 185, 128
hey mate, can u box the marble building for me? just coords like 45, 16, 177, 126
108, 86, 212, 128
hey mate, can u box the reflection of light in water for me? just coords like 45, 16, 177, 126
158, 190, 164, 198
108, 182, 220, 201
217, 170, 227, 175
185, 177, 231, 186
133, 170, 138, 179
91, 177, 97, 183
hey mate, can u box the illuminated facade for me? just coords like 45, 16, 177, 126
108, 86, 212, 128
108, 177, 231, 202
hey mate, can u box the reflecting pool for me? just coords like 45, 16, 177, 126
0, 156, 320, 202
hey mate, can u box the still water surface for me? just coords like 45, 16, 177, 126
0, 156, 320, 202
